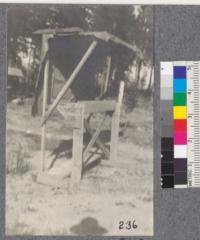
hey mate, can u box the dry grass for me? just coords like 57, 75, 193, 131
6, 222, 36, 235
6, 134, 31, 175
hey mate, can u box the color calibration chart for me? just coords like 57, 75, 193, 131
161, 62, 200, 188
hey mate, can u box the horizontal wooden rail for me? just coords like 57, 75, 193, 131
80, 100, 116, 113
57, 100, 116, 116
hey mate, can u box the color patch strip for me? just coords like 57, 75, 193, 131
161, 61, 200, 188
173, 64, 187, 188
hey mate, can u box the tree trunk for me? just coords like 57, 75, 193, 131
135, 59, 142, 87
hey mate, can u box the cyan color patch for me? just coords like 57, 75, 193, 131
173, 78, 186, 92
173, 66, 186, 79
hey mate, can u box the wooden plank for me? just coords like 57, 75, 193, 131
81, 100, 116, 113
108, 33, 143, 58
84, 120, 110, 159
51, 65, 55, 102
40, 34, 50, 173
47, 58, 53, 104
118, 81, 125, 104
34, 27, 82, 35
110, 81, 125, 161
110, 104, 120, 162
41, 60, 49, 172
70, 103, 84, 189
78, 32, 143, 57
41, 35, 50, 58
57, 100, 116, 114
83, 113, 107, 160
42, 41, 98, 126
57, 104, 84, 128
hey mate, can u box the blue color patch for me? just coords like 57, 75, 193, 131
173, 66, 186, 79
173, 78, 187, 92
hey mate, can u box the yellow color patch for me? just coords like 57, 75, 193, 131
173, 106, 187, 119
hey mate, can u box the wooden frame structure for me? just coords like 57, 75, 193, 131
34, 28, 137, 188
56, 83, 124, 188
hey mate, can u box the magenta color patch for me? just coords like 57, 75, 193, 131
174, 131, 187, 145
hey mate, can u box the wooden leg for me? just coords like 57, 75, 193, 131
70, 104, 84, 190
41, 59, 49, 172
41, 124, 46, 172
110, 104, 120, 161
110, 81, 124, 161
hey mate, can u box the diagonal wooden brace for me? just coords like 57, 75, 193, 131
83, 113, 107, 160
41, 40, 98, 126
84, 119, 110, 159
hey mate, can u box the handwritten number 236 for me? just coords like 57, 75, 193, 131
119, 220, 138, 230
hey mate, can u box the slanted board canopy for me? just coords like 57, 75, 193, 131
32, 27, 140, 116
34, 28, 141, 56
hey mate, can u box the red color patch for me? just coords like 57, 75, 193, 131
174, 119, 187, 132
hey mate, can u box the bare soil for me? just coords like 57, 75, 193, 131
6, 98, 153, 236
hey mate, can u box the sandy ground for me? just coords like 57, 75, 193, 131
6, 99, 153, 236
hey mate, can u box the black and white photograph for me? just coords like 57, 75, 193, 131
6, 4, 153, 236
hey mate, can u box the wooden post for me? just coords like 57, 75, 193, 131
51, 65, 55, 101
110, 81, 125, 161
41, 60, 49, 172
118, 81, 125, 105
42, 41, 98, 125
70, 103, 85, 190
41, 34, 50, 172
47, 59, 53, 104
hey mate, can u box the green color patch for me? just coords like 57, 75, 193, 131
173, 93, 186, 106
